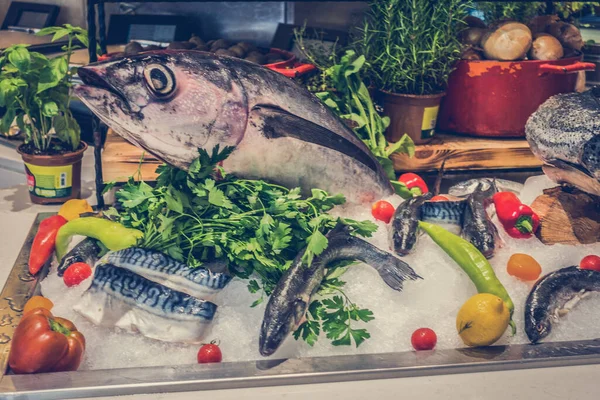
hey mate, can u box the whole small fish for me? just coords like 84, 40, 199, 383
525, 266, 600, 344
526, 88, 600, 197
461, 182, 499, 258
57, 238, 103, 277
74, 263, 217, 343
391, 193, 433, 256
449, 178, 524, 197
102, 248, 231, 300
74, 51, 393, 204
259, 224, 421, 356
420, 199, 466, 225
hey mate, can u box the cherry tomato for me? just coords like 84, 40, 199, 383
197, 342, 222, 364
507, 253, 542, 281
580, 255, 600, 272
371, 200, 395, 223
23, 295, 54, 315
63, 262, 93, 287
430, 195, 449, 202
411, 328, 437, 351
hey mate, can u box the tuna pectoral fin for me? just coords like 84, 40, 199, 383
251, 105, 379, 173
543, 160, 600, 197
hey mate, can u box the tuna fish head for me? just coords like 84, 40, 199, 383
74, 51, 248, 168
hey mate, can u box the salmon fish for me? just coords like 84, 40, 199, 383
74, 50, 393, 203
526, 88, 600, 197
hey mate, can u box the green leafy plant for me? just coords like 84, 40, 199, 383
293, 28, 415, 197
106, 148, 379, 347
356, 0, 470, 95
476, 2, 545, 23
0, 25, 91, 153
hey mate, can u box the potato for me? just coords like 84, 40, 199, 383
189, 34, 205, 47
529, 35, 564, 60
547, 22, 584, 51
460, 27, 488, 46
228, 45, 246, 58
124, 41, 144, 55
237, 41, 257, 53
245, 52, 267, 65
210, 39, 231, 52
528, 15, 559, 34
461, 47, 483, 61
167, 41, 195, 50
214, 48, 236, 57
481, 22, 532, 61
465, 16, 486, 29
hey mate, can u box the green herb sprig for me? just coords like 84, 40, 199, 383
106, 148, 379, 347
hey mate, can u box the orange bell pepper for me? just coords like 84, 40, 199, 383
8, 308, 85, 374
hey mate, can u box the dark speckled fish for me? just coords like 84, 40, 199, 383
73, 263, 217, 343
102, 248, 231, 300
74, 50, 393, 204
525, 266, 600, 344
526, 88, 600, 196
391, 193, 432, 256
461, 182, 499, 259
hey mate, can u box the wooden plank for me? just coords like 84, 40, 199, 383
391, 133, 543, 172
102, 130, 543, 183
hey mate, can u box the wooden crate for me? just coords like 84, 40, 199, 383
102, 130, 543, 183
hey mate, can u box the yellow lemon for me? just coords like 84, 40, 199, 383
456, 293, 510, 347
58, 199, 93, 221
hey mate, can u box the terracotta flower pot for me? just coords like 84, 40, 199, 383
380, 91, 446, 145
17, 142, 88, 205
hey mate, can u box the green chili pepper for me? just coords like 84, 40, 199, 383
56, 217, 143, 260
418, 221, 516, 334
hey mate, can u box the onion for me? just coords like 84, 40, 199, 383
460, 27, 488, 46
481, 22, 532, 61
528, 15, 559, 34
547, 22, 584, 51
529, 35, 564, 60
465, 16, 486, 29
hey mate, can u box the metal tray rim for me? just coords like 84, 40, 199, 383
2, 213, 600, 400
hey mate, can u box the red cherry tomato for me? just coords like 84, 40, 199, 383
63, 262, 92, 287
430, 195, 449, 202
197, 342, 222, 363
411, 328, 437, 351
580, 255, 600, 272
371, 200, 395, 223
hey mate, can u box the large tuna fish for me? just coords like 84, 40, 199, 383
526, 88, 600, 197
74, 50, 393, 203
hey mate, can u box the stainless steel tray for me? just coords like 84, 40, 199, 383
2, 213, 600, 400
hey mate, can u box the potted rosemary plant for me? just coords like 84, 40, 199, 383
357, 0, 468, 144
0, 25, 90, 204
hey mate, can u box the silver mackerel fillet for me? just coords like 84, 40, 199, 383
74, 50, 393, 204
102, 247, 231, 300
74, 264, 217, 343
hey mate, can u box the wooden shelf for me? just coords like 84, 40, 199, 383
102, 130, 543, 182
391, 133, 542, 172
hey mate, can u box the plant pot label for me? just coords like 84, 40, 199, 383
24, 163, 72, 199
421, 106, 440, 139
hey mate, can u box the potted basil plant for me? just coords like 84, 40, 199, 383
0, 25, 90, 204
357, 0, 469, 144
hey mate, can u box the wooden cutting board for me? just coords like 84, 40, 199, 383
102, 129, 543, 182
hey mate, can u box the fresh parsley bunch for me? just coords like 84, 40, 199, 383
106, 146, 377, 347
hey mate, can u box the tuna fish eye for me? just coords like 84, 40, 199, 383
143, 64, 175, 97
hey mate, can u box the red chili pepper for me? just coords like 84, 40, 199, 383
29, 215, 68, 275
398, 173, 429, 196
492, 192, 539, 239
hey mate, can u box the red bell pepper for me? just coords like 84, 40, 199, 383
492, 192, 540, 239
398, 173, 429, 196
8, 308, 85, 374
29, 215, 68, 275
